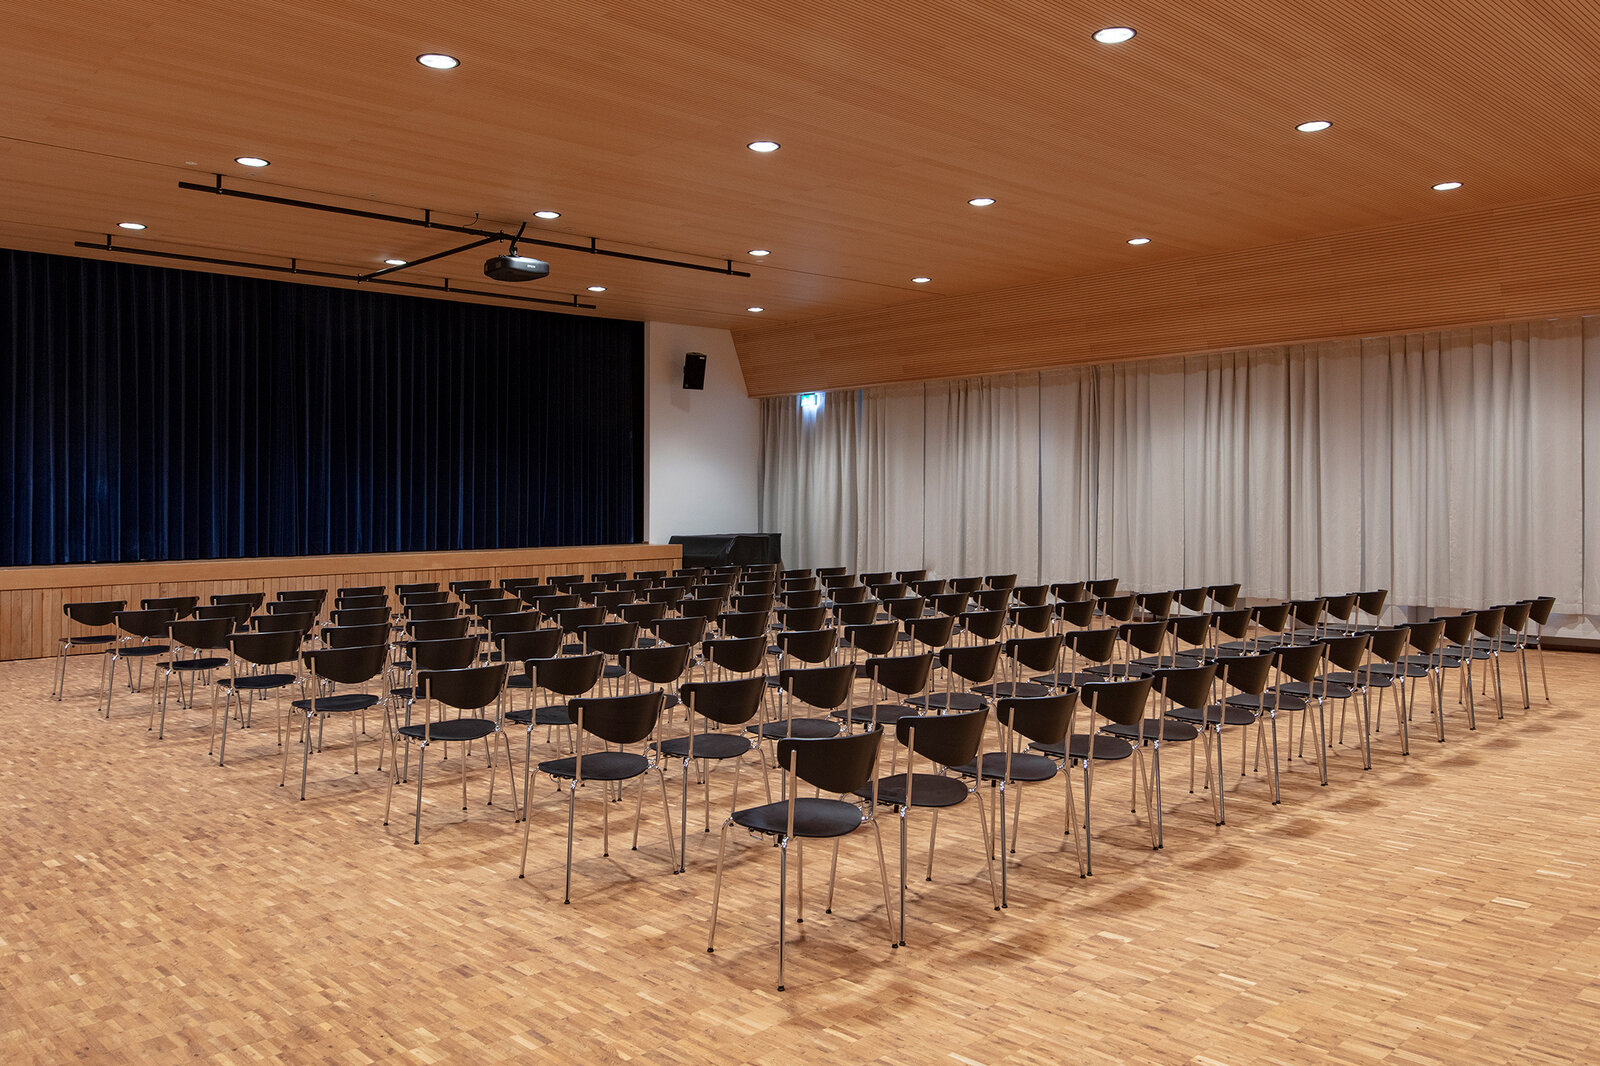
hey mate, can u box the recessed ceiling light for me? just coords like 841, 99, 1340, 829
587, 285, 607, 292
118, 222, 147, 230
1127, 237, 1151, 245
534, 210, 561, 219
748, 249, 771, 257
747, 306, 765, 312
912, 276, 931, 283
1092, 27, 1136, 44
417, 53, 459, 70
234, 156, 270, 167
968, 197, 996, 207
1296, 120, 1332, 133
1432, 181, 1463, 191
384, 258, 408, 266
747, 141, 781, 153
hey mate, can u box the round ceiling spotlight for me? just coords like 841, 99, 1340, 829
234, 156, 270, 167
586, 285, 607, 292
1432, 181, 1463, 191
534, 210, 561, 219
384, 258, 408, 266
748, 249, 771, 257
747, 141, 781, 153
968, 197, 996, 207
747, 306, 765, 313
118, 221, 147, 230
1127, 237, 1151, 245
1296, 120, 1332, 133
912, 276, 931, 283
417, 53, 460, 70
1092, 27, 1136, 44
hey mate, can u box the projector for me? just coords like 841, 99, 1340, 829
483, 254, 550, 282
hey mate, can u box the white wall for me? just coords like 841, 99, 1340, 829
643, 322, 761, 544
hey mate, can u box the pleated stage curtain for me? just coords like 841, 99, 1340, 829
1, 249, 643, 565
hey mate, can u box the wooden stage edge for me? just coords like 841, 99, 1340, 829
0, 543, 682, 662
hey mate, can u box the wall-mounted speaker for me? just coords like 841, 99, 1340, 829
682, 351, 707, 390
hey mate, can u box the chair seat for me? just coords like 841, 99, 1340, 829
1227, 691, 1307, 713
1103, 719, 1201, 744
905, 691, 988, 711
653, 733, 752, 760
749, 717, 842, 740
290, 692, 380, 714
505, 704, 574, 727
398, 717, 497, 744
161, 656, 229, 673
857, 773, 969, 809
1328, 668, 1394, 689
829, 702, 912, 726
116, 644, 170, 658
732, 797, 865, 838
1031, 733, 1134, 762
1082, 663, 1156, 679
971, 681, 1053, 699
506, 674, 533, 689
1167, 703, 1257, 727
539, 750, 650, 782
1371, 659, 1433, 679
62, 635, 117, 646
952, 751, 1058, 783
602, 664, 628, 679
220, 672, 298, 692
1278, 680, 1354, 700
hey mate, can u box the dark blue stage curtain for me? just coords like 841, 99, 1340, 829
1, 249, 643, 565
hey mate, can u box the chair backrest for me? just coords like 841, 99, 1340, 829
927, 591, 970, 616
1211, 607, 1251, 641
777, 627, 839, 663
1051, 580, 1088, 602
1208, 583, 1242, 608
1053, 599, 1095, 628
1088, 577, 1120, 598
776, 729, 883, 795
405, 615, 471, 642
196, 602, 253, 627
500, 577, 542, 593
680, 596, 728, 620
619, 642, 693, 685
401, 589, 451, 606
1405, 617, 1446, 655
860, 571, 893, 587
1367, 626, 1411, 664
896, 708, 989, 768
1080, 676, 1154, 726
703, 635, 768, 673
253, 612, 314, 635
619, 600, 670, 625
679, 676, 767, 729
1524, 595, 1556, 626
1170, 613, 1211, 648
337, 585, 385, 598
1438, 612, 1477, 647
395, 582, 440, 595
828, 584, 869, 605
1098, 593, 1136, 622
884, 595, 926, 622
1004, 632, 1064, 672
1063, 626, 1118, 664
115, 607, 177, 640
449, 579, 493, 593
985, 573, 1017, 590
486, 611, 542, 639
1218, 652, 1273, 697
779, 663, 857, 711
776, 604, 828, 631
1252, 602, 1291, 632
778, 587, 823, 609
303, 642, 388, 686
552, 605, 606, 635
1151, 662, 1218, 710
1011, 584, 1049, 607
578, 621, 641, 656
418, 662, 507, 713
844, 620, 900, 657
404, 601, 460, 622
733, 591, 777, 613
460, 587, 508, 607
211, 592, 265, 610
1008, 603, 1052, 634
1356, 588, 1388, 618
958, 607, 1007, 641
323, 622, 391, 649
528, 652, 605, 697
475, 598, 523, 619
1272, 641, 1326, 684
1175, 587, 1209, 612
650, 614, 710, 646
716, 609, 770, 638
141, 595, 198, 618
278, 588, 328, 603
571, 689, 667, 746
1472, 605, 1506, 640
898, 569, 930, 584
64, 600, 126, 627
229, 627, 302, 666
912, 578, 947, 597
335, 595, 389, 612
498, 627, 564, 663
948, 576, 983, 594
1320, 632, 1370, 672
995, 692, 1077, 747
905, 613, 957, 647
329, 606, 389, 627
1118, 619, 1169, 656
1323, 593, 1357, 622
408, 635, 481, 672
1291, 597, 1326, 628
834, 601, 882, 628
864, 650, 935, 696
1497, 601, 1532, 633
1137, 590, 1174, 618
938, 641, 1002, 684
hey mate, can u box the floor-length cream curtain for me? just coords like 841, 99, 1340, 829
757, 391, 856, 570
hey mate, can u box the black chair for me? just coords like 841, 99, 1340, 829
1039, 626, 1118, 689
499, 627, 565, 697
716, 609, 770, 640
618, 642, 694, 712
908, 642, 1002, 712
903, 613, 957, 653
1290, 633, 1373, 777
149, 616, 232, 739
756, 663, 852, 742
1522, 595, 1556, 701
1335, 625, 1412, 756
335, 594, 389, 612
656, 676, 768, 870
328, 606, 389, 628
957, 607, 1007, 645
102, 607, 176, 718
54, 600, 125, 700
1165, 651, 1277, 819
141, 595, 198, 619
508, 652, 605, 784
321, 622, 391, 650
835, 651, 934, 730
1264, 641, 1328, 784
973, 633, 1062, 699
211, 591, 266, 612
196, 602, 253, 628
1105, 662, 1214, 844
522, 689, 676, 902
384, 663, 514, 844
1435, 612, 1481, 734
948, 576, 984, 594
1050, 581, 1088, 603
395, 582, 440, 597
337, 584, 386, 600
288, 642, 389, 798
619, 600, 670, 627
702, 635, 768, 680
707, 728, 896, 991
952, 692, 1082, 899
214, 628, 304, 765
857, 708, 998, 943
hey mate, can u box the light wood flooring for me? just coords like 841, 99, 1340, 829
3, 650, 1598, 1064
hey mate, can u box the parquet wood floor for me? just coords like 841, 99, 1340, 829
3, 651, 1598, 1064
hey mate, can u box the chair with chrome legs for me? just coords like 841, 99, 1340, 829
213, 628, 304, 766
1435, 612, 1480, 733
834, 651, 934, 732
1165, 651, 1276, 818
655, 675, 768, 871
384, 662, 515, 844
1033, 626, 1117, 690
102, 607, 176, 719
288, 642, 389, 798
857, 709, 998, 943
907, 641, 1002, 713
522, 689, 677, 901
951, 691, 1081, 902
507, 652, 605, 800
1379, 618, 1448, 743
1289, 633, 1373, 778
54, 600, 125, 701
707, 728, 897, 991
1521, 596, 1556, 701
972, 633, 1063, 699
1449, 605, 1507, 721
1487, 601, 1533, 711
1103, 662, 1215, 845
756, 663, 852, 744
150, 616, 233, 739
1334, 625, 1412, 756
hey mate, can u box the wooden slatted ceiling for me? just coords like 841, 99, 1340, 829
4, 2, 1600, 347
734, 190, 1600, 395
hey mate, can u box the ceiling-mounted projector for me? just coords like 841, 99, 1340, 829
483, 254, 550, 282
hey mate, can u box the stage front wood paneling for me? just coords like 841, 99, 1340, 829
734, 190, 1600, 396
0, 543, 681, 662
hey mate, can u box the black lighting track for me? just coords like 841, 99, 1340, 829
72, 237, 599, 310
176, 177, 753, 278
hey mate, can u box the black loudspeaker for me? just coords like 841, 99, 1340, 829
682, 351, 707, 390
